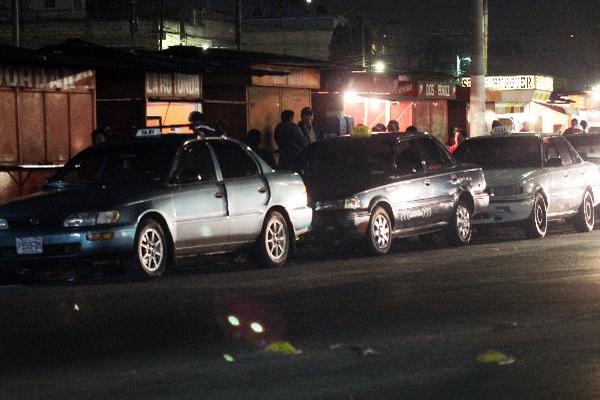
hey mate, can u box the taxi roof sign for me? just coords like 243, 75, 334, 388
135, 128, 162, 137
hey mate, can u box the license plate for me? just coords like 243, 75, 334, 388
16, 237, 43, 255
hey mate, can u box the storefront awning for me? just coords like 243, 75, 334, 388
535, 102, 579, 116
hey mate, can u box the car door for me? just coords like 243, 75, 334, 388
561, 137, 588, 211
209, 140, 270, 246
387, 138, 428, 230
413, 137, 456, 224
543, 138, 574, 215
171, 141, 229, 255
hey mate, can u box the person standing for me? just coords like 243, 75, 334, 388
563, 118, 581, 135
387, 120, 399, 133
580, 120, 588, 134
275, 110, 309, 170
447, 128, 464, 154
188, 111, 215, 138
298, 107, 318, 143
246, 129, 277, 169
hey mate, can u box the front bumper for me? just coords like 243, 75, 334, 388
473, 192, 490, 216
308, 209, 371, 241
0, 225, 136, 267
472, 196, 534, 225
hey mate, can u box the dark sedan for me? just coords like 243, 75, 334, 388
295, 132, 489, 255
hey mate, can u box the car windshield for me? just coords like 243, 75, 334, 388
54, 141, 178, 184
455, 137, 542, 169
297, 137, 395, 182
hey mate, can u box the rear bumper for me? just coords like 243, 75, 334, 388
473, 196, 534, 225
289, 206, 313, 237
0, 225, 136, 267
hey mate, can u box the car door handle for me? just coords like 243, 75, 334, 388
563, 173, 569, 178
215, 192, 224, 198
424, 180, 431, 187
450, 177, 458, 183
258, 186, 267, 193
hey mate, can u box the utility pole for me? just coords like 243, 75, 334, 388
468, 0, 488, 136
12, 0, 20, 47
159, 0, 164, 50
360, 1, 366, 69
235, 0, 242, 50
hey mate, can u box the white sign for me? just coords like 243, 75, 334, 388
0, 65, 95, 90
461, 75, 553, 92
136, 128, 162, 137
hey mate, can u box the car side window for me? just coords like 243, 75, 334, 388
210, 140, 260, 179
395, 140, 422, 176
544, 138, 573, 167
562, 138, 583, 164
414, 138, 446, 172
178, 142, 217, 183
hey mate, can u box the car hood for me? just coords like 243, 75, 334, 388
0, 183, 165, 218
483, 168, 539, 187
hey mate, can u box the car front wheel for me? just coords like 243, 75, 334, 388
128, 218, 168, 278
447, 199, 472, 246
257, 211, 290, 268
366, 206, 392, 255
524, 192, 547, 239
574, 190, 595, 233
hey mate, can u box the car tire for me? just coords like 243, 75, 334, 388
366, 206, 392, 256
524, 192, 548, 239
127, 218, 168, 279
447, 199, 472, 246
574, 190, 595, 233
257, 211, 290, 268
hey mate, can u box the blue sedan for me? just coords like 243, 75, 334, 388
0, 134, 312, 278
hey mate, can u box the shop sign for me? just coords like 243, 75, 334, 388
461, 75, 553, 92
418, 81, 456, 99
0, 64, 95, 90
252, 64, 320, 89
146, 73, 201, 99
395, 81, 418, 97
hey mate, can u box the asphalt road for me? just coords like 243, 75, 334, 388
2, 224, 600, 399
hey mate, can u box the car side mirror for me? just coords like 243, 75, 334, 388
546, 158, 563, 168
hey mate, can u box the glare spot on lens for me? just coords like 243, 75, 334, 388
73, 304, 80, 312
250, 322, 264, 333
227, 315, 240, 327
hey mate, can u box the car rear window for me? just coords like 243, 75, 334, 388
455, 137, 542, 169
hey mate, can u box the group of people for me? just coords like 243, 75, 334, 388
563, 118, 590, 135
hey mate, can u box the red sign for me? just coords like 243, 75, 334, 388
0, 65, 95, 90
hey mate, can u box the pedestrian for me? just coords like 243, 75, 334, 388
387, 120, 399, 133
520, 121, 533, 133
246, 129, 277, 169
563, 118, 581, 135
580, 120, 588, 134
371, 123, 387, 133
92, 127, 111, 145
274, 109, 309, 170
298, 107, 319, 143
449, 126, 460, 144
405, 125, 418, 133
447, 128, 464, 154
188, 111, 215, 138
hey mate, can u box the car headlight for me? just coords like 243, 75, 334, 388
315, 197, 362, 210
63, 211, 120, 227
0, 218, 7, 230
487, 185, 524, 197
343, 196, 362, 209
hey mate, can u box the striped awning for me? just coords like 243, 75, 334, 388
495, 103, 527, 114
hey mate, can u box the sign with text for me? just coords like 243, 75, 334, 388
146, 73, 202, 99
0, 65, 95, 90
418, 81, 456, 99
252, 64, 320, 89
461, 75, 553, 92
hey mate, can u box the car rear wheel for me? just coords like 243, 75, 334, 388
574, 190, 595, 233
257, 211, 290, 268
524, 192, 547, 239
127, 219, 168, 278
366, 206, 392, 255
447, 199, 472, 246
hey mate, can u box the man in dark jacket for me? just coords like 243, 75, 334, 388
274, 110, 309, 170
